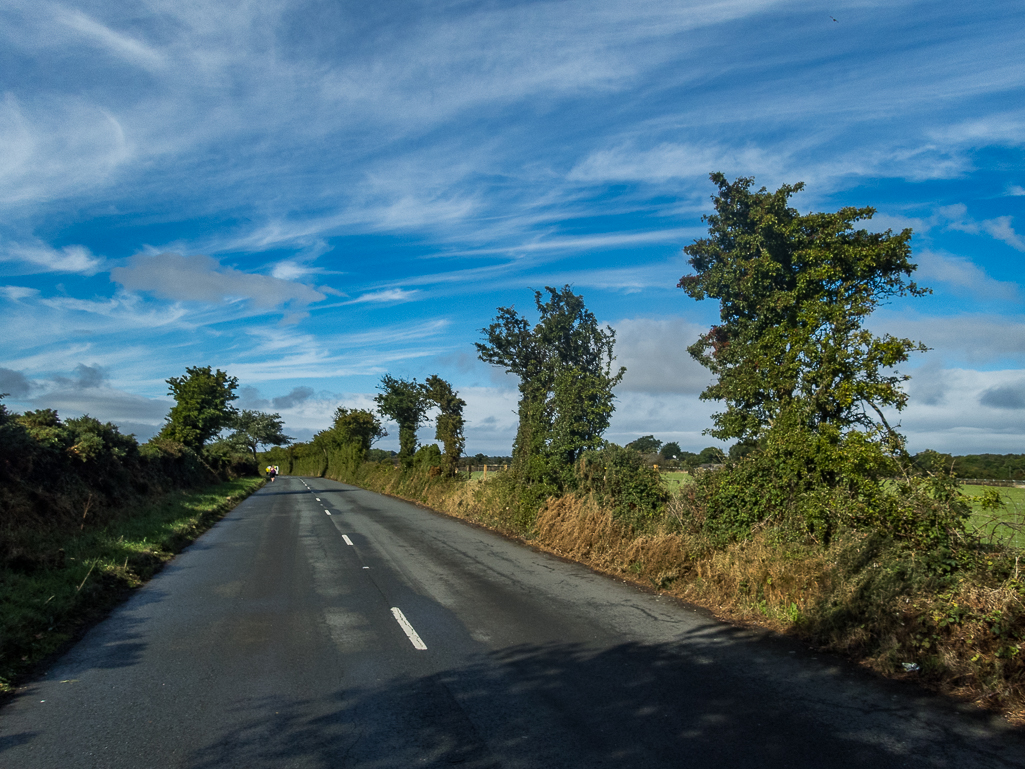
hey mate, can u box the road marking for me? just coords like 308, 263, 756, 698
342, 535, 354, 546
325, 511, 332, 516
316, 498, 321, 501
391, 608, 427, 650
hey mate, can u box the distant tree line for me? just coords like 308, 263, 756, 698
913, 451, 1025, 481
273, 372, 466, 478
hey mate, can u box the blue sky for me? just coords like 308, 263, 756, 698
1, 0, 1023, 456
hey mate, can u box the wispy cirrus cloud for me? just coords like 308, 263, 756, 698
56, 7, 167, 72
345, 289, 420, 305
1, 239, 104, 274
938, 204, 1025, 251
915, 251, 1020, 302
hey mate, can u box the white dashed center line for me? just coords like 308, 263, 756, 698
391, 608, 427, 650
342, 535, 353, 546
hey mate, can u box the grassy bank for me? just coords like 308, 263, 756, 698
0, 476, 264, 691
316, 462, 1024, 722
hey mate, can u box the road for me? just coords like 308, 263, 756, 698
1, 476, 1022, 768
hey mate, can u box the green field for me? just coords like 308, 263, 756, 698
961, 484, 1025, 548
660, 471, 694, 491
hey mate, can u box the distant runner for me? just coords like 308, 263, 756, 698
266, 465, 277, 482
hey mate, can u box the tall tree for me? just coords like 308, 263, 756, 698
424, 375, 465, 474
477, 285, 624, 483
375, 375, 429, 466
325, 407, 386, 456
626, 435, 663, 454
660, 441, 681, 460
678, 173, 928, 443
229, 410, 292, 462
160, 366, 239, 451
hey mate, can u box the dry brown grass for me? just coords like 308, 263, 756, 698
535, 494, 831, 629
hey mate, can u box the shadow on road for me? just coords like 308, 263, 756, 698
184, 635, 1023, 769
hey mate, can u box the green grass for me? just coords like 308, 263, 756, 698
960, 483, 1025, 548
0, 477, 264, 691
660, 471, 694, 491
468, 468, 512, 482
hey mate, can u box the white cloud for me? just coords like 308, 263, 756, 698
893, 368, 1025, 453
612, 317, 713, 394
937, 205, 1025, 251
57, 8, 166, 72
981, 217, 1025, 251
915, 250, 1020, 302
607, 391, 725, 452
0, 93, 131, 206
347, 289, 419, 305
873, 313, 1025, 366
111, 252, 326, 311
1, 240, 104, 274
1, 285, 39, 301
568, 142, 781, 184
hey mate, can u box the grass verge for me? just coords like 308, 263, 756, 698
0, 476, 264, 691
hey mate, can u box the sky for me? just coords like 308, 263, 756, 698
1, 0, 1023, 457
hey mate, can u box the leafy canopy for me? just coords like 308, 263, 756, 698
477, 285, 624, 485
160, 366, 239, 451
375, 375, 429, 466
679, 173, 928, 442
229, 410, 291, 461
626, 435, 662, 454
325, 407, 386, 456
424, 375, 466, 474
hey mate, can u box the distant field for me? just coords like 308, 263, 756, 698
660, 471, 693, 490
467, 469, 510, 481
961, 484, 1025, 548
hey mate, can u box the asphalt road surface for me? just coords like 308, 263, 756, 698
2, 476, 1023, 768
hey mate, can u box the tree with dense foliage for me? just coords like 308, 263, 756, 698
326, 407, 387, 455
660, 441, 681, 460
678, 174, 945, 545
228, 410, 292, 462
424, 375, 466, 474
678, 173, 928, 442
375, 375, 429, 466
477, 285, 624, 485
159, 366, 239, 451
626, 435, 662, 454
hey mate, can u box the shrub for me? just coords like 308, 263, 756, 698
577, 444, 668, 528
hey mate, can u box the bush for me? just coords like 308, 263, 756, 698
577, 444, 668, 528
413, 443, 443, 470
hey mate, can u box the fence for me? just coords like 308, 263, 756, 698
958, 479, 1023, 488
461, 464, 510, 478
